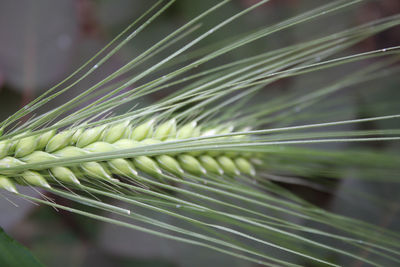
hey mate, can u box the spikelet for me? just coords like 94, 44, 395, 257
36, 129, 56, 150
15, 135, 37, 158
199, 155, 224, 175
0, 140, 11, 158
0, 175, 18, 193
130, 119, 154, 141
46, 130, 75, 152
0, 118, 257, 190
22, 171, 51, 188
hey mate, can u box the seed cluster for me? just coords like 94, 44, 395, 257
0, 119, 256, 193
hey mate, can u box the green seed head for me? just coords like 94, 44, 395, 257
130, 119, 154, 141
0, 116, 257, 189
22, 171, 51, 188
0, 175, 18, 193
154, 119, 176, 140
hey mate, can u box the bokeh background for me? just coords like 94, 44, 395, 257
0, 0, 399, 266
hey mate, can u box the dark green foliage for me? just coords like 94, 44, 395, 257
0, 227, 43, 267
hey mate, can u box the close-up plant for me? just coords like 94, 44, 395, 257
0, 0, 399, 266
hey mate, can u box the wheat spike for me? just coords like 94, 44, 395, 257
0, 118, 256, 192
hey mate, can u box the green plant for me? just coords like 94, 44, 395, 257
0, 0, 400, 266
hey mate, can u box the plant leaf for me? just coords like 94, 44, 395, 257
0, 227, 43, 267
